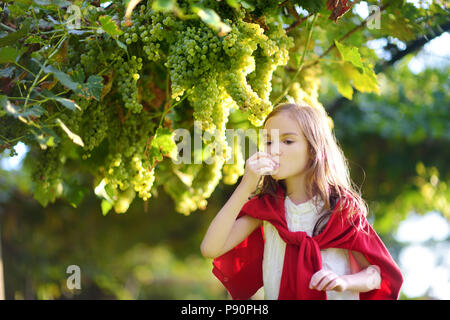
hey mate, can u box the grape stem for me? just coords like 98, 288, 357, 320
157, 92, 189, 129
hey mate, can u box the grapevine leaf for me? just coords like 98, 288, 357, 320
334, 40, 363, 70
0, 19, 31, 47
54, 97, 81, 111
43, 65, 79, 91
326, 0, 353, 22
41, 90, 81, 111
192, 6, 231, 36
73, 75, 104, 101
55, 118, 84, 147
99, 15, 123, 37
296, 0, 324, 14
0, 46, 28, 64
331, 68, 353, 100
115, 39, 128, 52
349, 63, 379, 95
237, 1, 255, 11
151, 127, 177, 159
225, 0, 240, 9
152, 0, 176, 11
85, 75, 104, 101
1, 96, 48, 119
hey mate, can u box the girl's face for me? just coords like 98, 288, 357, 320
263, 112, 310, 180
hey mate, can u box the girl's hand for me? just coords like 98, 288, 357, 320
240, 151, 279, 192
309, 269, 348, 292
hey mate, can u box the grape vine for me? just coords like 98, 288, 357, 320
0, 0, 369, 214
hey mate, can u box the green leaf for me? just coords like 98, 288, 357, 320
0, 46, 28, 63
41, 90, 81, 111
150, 127, 178, 160
225, 0, 240, 9
85, 75, 104, 101
296, 0, 324, 13
54, 97, 81, 111
331, 68, 353, 100
55, 118, 84, 147
334, 40, 364, 70
152, 0, 176, 11
73, 75, 104, 101
351, 63, 379, 95
0, 19, 31, 47
99, 15, 123, 37
192, 7, 231, 35
115, 39, 128, 52
43, 65, 79, 91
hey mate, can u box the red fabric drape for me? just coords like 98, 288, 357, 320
212, 184, 403, 300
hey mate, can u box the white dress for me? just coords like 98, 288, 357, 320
262, 195, 359, 300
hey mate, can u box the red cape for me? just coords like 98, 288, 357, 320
212, 184, 403, 300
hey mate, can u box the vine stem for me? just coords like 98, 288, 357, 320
157, 93, 189, 129
23, 34, 67, 110
273, 13, 318, 105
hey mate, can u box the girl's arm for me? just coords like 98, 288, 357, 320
200, 151, 278, 259
341, 265, 381, 292
200, 182, 262, 259
310, 251, 381, 292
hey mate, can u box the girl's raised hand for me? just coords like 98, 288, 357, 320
240, 151, 279, 192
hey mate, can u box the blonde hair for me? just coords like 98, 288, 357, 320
253, 103, 368, 236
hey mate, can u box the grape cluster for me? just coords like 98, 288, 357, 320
115, 55, 143, 113
79, 101, 109, 158
166, 23, 222, 100
102, 108, 158, 212
31, 146, 64, 206
130, 154, 155, 201
222, 133, 245, 185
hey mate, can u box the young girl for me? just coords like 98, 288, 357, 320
200, 103, 403, 300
